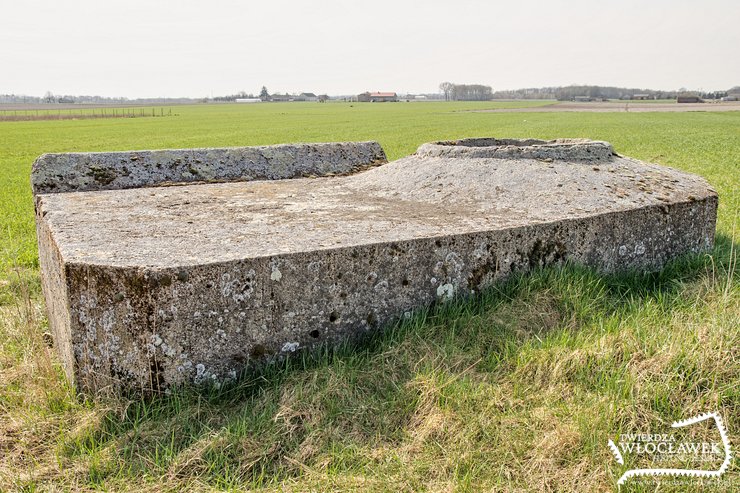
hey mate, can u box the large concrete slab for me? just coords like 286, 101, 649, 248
33, 139, 717, 394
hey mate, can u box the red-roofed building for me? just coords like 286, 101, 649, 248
358, 91, 398, 102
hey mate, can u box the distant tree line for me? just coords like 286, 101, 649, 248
211, 91, 257, 102
439, 82, 493, 101
0, 92, 198, 105
490, 85, 737, 101
0, 92, 132, 104
4, 84, 737, 105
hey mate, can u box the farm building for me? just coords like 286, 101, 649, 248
270, 94, 292, 102
573, 96, 595, 102
631, 94, 651, 100
295, 93, 318, 102
358, 92, 398, 102
235, 98, 261, 103
722, 87, 740, 101
677, 95, 703, 103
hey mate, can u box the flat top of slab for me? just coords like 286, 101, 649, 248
38, 139, 715, 269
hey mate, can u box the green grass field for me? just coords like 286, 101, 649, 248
1, 101, 738, 492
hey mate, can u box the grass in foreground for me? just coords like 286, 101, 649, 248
2, 250, 737, 492
0, 102, 738, 491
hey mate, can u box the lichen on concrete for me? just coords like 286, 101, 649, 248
33, 138, 718, 394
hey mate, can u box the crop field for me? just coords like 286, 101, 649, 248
0, 101, 738, 491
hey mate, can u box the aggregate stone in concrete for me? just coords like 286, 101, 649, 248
33, 138, 718, 394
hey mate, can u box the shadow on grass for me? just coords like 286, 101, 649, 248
60, 233, 737, 489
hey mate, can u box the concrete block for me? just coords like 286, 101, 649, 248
33, 138, 717, 394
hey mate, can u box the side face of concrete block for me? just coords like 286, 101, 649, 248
33, 138, 718, 394
31, 141, 387, 194
35, 211, 75, 383
63, 198, 716, 394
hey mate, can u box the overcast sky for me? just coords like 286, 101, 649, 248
2, 0, 738, 98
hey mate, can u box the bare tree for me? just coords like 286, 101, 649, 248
439, 82, 453, 101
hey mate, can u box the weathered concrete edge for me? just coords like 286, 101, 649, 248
56, 195, 717, 395
56, 195, 719, 270
31, 141, 387, 195
35, 210, 75, 383
416, 138, 617, 161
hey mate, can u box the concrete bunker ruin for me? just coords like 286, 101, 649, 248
32, 139, 717, 394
